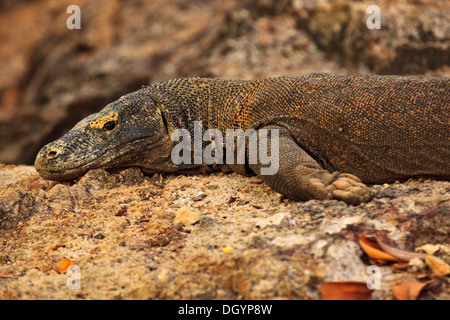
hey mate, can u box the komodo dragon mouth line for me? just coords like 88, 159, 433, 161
35, 136, 160, 180
35, 150, 108, 180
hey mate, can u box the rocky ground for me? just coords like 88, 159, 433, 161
0, 165, 449, 299
0, 0, 449, 300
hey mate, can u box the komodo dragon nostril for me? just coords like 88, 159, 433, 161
47, 150, 58, 159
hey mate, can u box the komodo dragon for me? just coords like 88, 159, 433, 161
34, 73, 450, 205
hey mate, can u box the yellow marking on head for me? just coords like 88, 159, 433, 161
90, 113, 119, 132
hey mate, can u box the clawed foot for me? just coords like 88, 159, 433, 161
290, 166, 376, 205
326, 173, 376, 205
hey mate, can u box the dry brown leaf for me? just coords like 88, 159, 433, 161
390, 280, 434, 300
425, 256, 450, 276
415, 244, 442, 255
320, 281, 373, 300
393, 262, 410, 271
359, 234, 428, 264
359, 234, 400, 262
374, 235, 427, 261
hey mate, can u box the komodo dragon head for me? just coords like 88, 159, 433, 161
35, 89, 180, 180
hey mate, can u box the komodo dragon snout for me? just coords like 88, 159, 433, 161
35, 91, 173, 180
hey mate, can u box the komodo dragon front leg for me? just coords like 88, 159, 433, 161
249, 126, 375, 205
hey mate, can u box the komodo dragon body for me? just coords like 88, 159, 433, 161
35, 73, 450, 205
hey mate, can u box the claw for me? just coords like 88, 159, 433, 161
326, 173, 375, 205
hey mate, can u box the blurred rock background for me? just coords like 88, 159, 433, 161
0, 0, 449, 165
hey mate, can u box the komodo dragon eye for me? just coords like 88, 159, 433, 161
103, 121, 116, 131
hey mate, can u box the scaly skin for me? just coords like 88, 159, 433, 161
35, 73, 450, 205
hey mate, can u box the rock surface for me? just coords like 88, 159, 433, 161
0, 0, 449, 300
0, 165, 449, 299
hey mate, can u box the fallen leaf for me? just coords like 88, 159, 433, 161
359, 234, 400, 262
374, 235, 427, 261
393, 262, 410, 271
58, 258, 76, 274
359, 234, 428, 264
416, 244, 449, 255
320, 281, 373, 300
425, 256, 450, 276
390, 280, 434, 300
